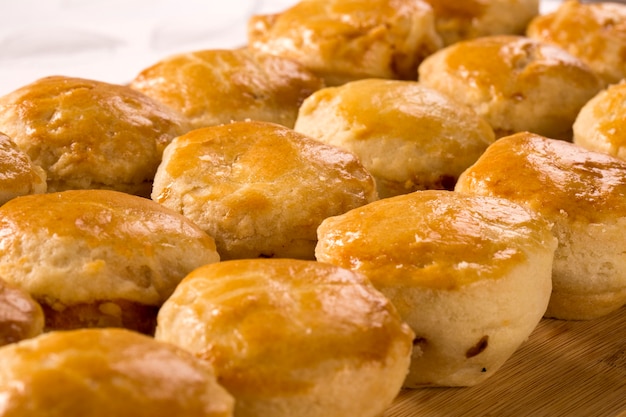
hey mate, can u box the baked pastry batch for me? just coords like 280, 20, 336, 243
0, 0, 625, 415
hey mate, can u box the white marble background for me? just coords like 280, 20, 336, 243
0, 0, 562, 96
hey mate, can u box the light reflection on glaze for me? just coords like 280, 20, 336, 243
458, 132, 626, 221
0, 190, 213, 249
442, 35, 599, 95
0, 328, 235, 416
156, 259, 414, 397
316, 190, 555, 290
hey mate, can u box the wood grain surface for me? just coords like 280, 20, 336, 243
385, 306, 626, 417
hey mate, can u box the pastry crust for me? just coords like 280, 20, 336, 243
424, 0, 540, 46
0, 279, 44, 347
418, 35, 603, 140
0, 189, 220, 333
155, 258, 414, 417
247, 0, 442, 86
151, 120, 378, 260
527, 0, 626, 86
294, 79, 495, 198
130, 48, 324, 130
573, 81, 626, 161
316, 190, 556, 386
0, 328, 235, 417
456, 132, 626, 320
0, 132, 46, 205
0, 76, 190, 197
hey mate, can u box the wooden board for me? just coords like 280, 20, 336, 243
385, 306, 626, 417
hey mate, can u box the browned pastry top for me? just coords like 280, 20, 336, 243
131, 48, 324, 129
248, 0, 442, 85
316, 189, 555, 289
457, 132, 626, 221
0, 189, 219, 306
0, 76, 189, 195
156, 258, 414, 396
527, 0, 626, 85
0, 328, 234, 417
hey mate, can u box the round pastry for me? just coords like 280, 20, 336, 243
294, 79, 495, 198
423, 0, 540, 46
0, 328, 235, 417
0, 279, 44, 347
315, 190, 557, 387
0, 76, 190, 197
247, 0, 443, 86
130, 48, 324, 130
455, 131, 626, 320
155, 258, 414, 417
0, 189, 220, 334
151, 120, 378, 260
527, 0, 626, 86
0, 131, 46, 206
573, 81, 626, 160
418, 35, 604, 140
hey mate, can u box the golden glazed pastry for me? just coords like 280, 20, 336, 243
247, 0, 443, 86
0, 189, 220, 334
455, 132, 626, 320
527, 0, 626, 86
315, 190, 556, 387
0, 132, 46, 205
130, 48, 324, 130
573, 81, 626, 160
0, 328, 235, 417
155, 258, 414, 417
0, 76, 190, 197
418, 35, 604, 140
151, 120, 378, 260
294, 79, 495, 198
0, 279, 44, 347
423, 0, 540, 46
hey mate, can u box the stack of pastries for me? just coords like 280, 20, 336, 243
0, 0, 625, 415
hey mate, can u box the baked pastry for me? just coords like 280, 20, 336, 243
527, 0, 626, 86
0, 189, 220, 334
294, 79, 495, 198
455, 132, 626, 320
247, 0, 443, 86
418, 35, 604, 140
0, 279, 44, 347
0, 328, 234, 417
423, 0, 540, 46
0, 76, 190, 197
0, 131, 46, 205
315, 190, 556, 387
130, 48, 324, 130
573, 81, 626, 160
155, 258, 414, 417
151, 120, 378, 260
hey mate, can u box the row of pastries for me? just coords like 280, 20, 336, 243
0, 0, 625, 416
